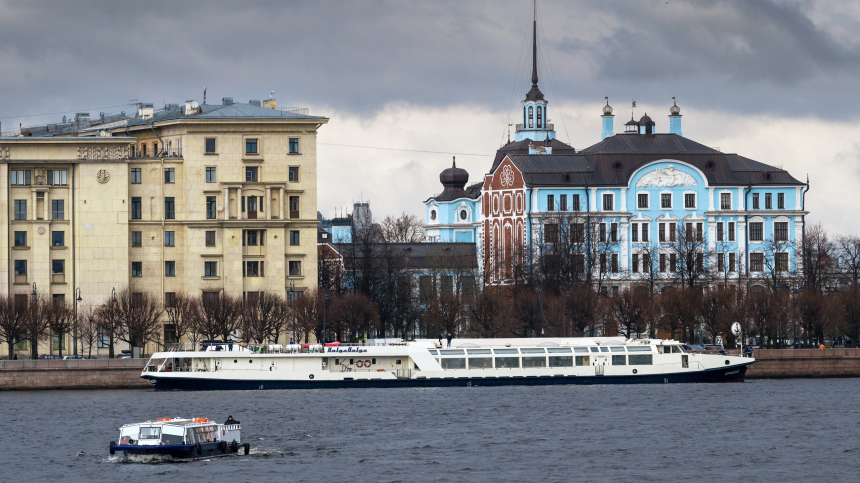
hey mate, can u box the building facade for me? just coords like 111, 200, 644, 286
1, 97, 327, 357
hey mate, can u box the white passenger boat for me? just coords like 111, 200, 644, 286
109, 417, 250, 459
141, 338, 755, 390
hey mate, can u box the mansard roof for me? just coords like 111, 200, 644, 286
499, 133, 804, 187
490, 137, 576, 173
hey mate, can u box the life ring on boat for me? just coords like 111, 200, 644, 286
244, 443, 250, 455
196, 442, 203, 455
193, 418, 211, 423
109, 441, 116, 455
309, 374, 315, 379
231, 440, 239, 453
220, 441, 227, 453
364, 360, 371, 367
356, 360, 364, 368
156, 418, 171, 422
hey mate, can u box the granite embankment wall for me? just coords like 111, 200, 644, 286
0, 359, 150, 390
746, 348, 860, 378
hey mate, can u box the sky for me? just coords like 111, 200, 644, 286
1, 0, 859, 234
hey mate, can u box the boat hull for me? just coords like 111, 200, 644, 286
113, 441, 244, 459
143, 361, 753, 391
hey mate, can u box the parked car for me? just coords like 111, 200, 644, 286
115, 353, 132, 359
684, 344, 706, 352
37, 354, 61, 360
62, 355, 84, 360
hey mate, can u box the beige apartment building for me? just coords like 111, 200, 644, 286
0, 97, 327, 358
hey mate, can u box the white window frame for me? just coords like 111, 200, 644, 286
636, 191, 650, 210
719, 191, 732, 210
602, 192, 615, 212
660, 191, 673, 210
683, 191, 697, 210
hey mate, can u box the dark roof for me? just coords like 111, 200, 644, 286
490, 137, 576, 173
499, 133, 803, 187
333, 243, 478, 270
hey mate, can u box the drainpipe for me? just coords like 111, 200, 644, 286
743, 183, 752, 277
801, 176, 810, 285
585, 182, 591, 286
149, 121, 164, 157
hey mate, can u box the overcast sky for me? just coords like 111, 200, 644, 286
1, 0, 858, 234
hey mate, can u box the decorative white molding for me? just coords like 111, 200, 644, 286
636, 165, 696, 187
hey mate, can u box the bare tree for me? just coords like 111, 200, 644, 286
45, 301, 74, 357
292, 289, 320, 343
21, 295, 50, 359
194, 292, 242, 342
0, 295, 26, 359
611, 289, 648, 339
164, 292, 198, 348
77, 307, 99, 358
380, 212, 425, 243
115, 289, 163, 354
801, 223, 835, 293
467, 288, 501, 338
241, 292, 288, 344
96, 294, 123, 358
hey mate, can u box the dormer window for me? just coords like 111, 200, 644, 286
537, 106, 542, 128
528, 106, 534, 128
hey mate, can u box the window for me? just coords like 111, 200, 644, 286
164, 231, 175, 247
205, 166, 216, 183
14, 200, 27, 220
130, 168, 141, 184
244, 261, 264, 277
775, 222, 789, 241
131, 197, 142, 219
669, 223, 676, 242
749, 222, 764, 242
659, 223, 666, 242
659, 253, 667, 272
289, 138, 299, 154
641, 223, 649, 242
11, 169, 31, 185
611, 253, 619, 273
717, 223, 724, 242
165, 261, 176, 277
603, 193, 613, 211
776, 252, 789, 272
637, 193, 649, 209
204, 261, 218, 277
164, 197, 175, 219
544, 224, 559, 244
528, 106, 534, 128
289, 166, 299, 182
164, 168, 175, 183
571, 223, 585, 243
289, 196, 300, 218
200, 231, 215, 249
629, 354, 653, 365
685, 223, 693, 242
205, 138, 216, 153
599, 223, 607, 243
778, 193, 785, 210
52, 294, 65, 308
289, 260, 302, 276
245, 138, 258, 154
752, 193, 760, 209
47, 170, 68, 186
245, 167, 258, 182
164, 322, 177, 343
131, 261, 142, 277
728, 222, 736, 242
571, 194, 580, 211
750, 253, 764, 272
717, 253, 725, 272
547, 194, 555, 211
632, 254, 640, 273
420, 275, 435, 301
559, 194, 567, 211
51, 259, 64, 275
684, 193, 696, 209
131, 231, 142, 247
610, 223, 618, 242
51, 199, 64, 220
765, 193, 772, 210
729, 252, 736, 272
632, 223, 639, 242
696, 253, 704, 272
600, 253, 607, 273
696, 223, 703, 242
537, 106, 543, 127
721, 192, 731, 210
661, 193, 672, 209
206, 196, 217, 219
290, 230, 300, 246
669, 253, 677, 272
14, 231, 27, 247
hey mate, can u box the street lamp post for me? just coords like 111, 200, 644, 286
73, 288, 82, 356
322, 292, 329, 345
288, 280, 295, 344
31, 282, 37, 298
563, 289, 570, 338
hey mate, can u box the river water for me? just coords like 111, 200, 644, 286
3, 379, 859, 482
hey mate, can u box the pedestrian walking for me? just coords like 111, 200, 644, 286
446, 333, 453, 348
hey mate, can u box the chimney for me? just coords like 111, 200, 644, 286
185, 100, 199, 115
249, 100, 261, 107
222, 97, 233, 106
137, 103, 154, 119
263, 98, 278, 109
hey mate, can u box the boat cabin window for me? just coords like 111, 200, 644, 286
161, 425, 185, 445
493, 348, 518, 354
547, 347, 572, 353
609, 346, 625, 352
468, 357, 492, 369
575, 356, 590, 366
440, 358, 466, 369
139, 427, 161, 440
600, 347, 610, 353
522, 356, 547, 367
521, 348, 546, 354
672, 346, 683, 353
612, 355, 627, 365
627, 346, 653, 352
120, 426, 138, 444
573, 348, 589, 354
549, 356, 573, 367
589, 347, 600, 353
396, 359, 402, 365
466, 349, 492, 355
440, 349, 464, 355
629, 354, 653, 365
428, 350, 438, 355
495, 357, 520, 368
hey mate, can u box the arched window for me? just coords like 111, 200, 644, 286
528, 106, 534, 128
537, 106, 542, 128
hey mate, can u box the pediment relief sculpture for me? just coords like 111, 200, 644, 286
636, 165, 696, 187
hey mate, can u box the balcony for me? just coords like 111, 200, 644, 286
515, 123, 553, 132
131, 148, 183, 159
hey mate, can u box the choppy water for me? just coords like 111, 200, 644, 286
3, 379, 860, 482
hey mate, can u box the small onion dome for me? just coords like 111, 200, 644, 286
670, 102, 681, 116
639, 113, 654, 125
603, 102, 613, 116
440, 158, 469, 188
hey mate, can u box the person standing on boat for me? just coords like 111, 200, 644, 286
438, 333, 443, 347
446, 333, 453, 348
225, 415, 240, 425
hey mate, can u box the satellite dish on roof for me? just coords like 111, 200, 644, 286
731, 322, 741, 336
191, 101, 199, 109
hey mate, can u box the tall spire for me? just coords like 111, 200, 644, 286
525, 0, 544, 101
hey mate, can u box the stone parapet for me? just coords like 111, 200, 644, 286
746, 348, 860, 378
0, 358, 150, 390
